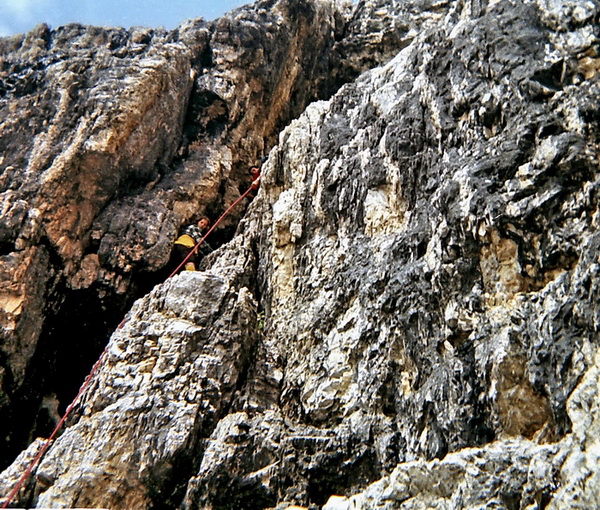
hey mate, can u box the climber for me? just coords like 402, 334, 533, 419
250, 165, 261, 189
248, 165, 261, 198
172, 216, 213, 272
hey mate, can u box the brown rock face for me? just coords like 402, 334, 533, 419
0, 21, 194, 466
2, 0, 600, 508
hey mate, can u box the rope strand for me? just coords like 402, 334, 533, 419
1, 348, 108, 508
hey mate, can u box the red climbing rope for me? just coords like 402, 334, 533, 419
1, 348, 108, 508
1, 176, 260, 508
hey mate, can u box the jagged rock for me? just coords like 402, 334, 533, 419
36, 268, 259, 508
0, 437, 48, 507
200, 1, 597, 505
1, 0, 599, 508
0, 0, 417, 469
333, 345, 600, 509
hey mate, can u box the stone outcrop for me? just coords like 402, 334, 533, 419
1, 0, 600, 508
0, 0, 421, 469
334, 345, 600, 509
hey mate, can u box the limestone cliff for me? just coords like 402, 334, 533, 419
1, 0, 599, 508
0, 0, 408, 469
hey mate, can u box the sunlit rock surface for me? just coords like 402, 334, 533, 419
1, 0, 599, 508
0, 0, 414, 470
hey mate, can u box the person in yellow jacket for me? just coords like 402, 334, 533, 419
173, 217, 212, 271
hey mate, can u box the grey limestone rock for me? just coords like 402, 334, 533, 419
0, 0, 419, 470
1, 0, 600, 508
334, 344, 600, 509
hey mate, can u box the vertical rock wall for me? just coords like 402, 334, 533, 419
0, 0, 420, 470
1, 0, 599, 508
0, 20, 195, 466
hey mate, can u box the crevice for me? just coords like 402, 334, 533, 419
183, 88, 230, 144
42, 287, 123, 417
0, 241, 16, 256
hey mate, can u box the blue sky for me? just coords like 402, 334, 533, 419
0, 0, 253, 37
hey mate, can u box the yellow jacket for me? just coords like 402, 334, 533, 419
174, 234, 196, 248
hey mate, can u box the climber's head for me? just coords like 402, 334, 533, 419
198, 217, 210, 231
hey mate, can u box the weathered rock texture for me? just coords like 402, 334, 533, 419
0, 0, 415, 470
1, 0, 600, 508
334, 345, 600, 508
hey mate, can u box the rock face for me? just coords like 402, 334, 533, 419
1, 0, 599, 508
0, 0, 413, 469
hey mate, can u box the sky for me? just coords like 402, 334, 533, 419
0, 0, 253, 37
